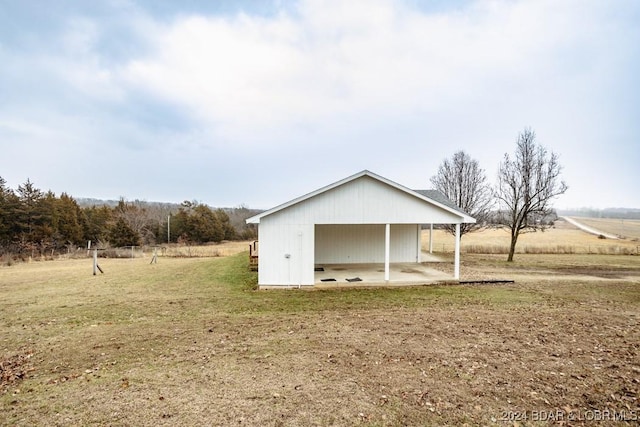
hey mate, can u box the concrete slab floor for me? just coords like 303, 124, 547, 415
314, 261, 454, 288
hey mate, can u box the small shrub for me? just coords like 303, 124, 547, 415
2, 254, 14, 267
464, 244, 508, 254
598, 234, 606, 240
555, 245, 575, 254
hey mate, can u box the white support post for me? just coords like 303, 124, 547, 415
384, 223, 390, 282
416, 224, 421, 263
454, 223, 460, 280
429, 224, 433, 254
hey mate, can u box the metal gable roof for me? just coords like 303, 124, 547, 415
246, 170, 476, 224
413, 189, 471, 217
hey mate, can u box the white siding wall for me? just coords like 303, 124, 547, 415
257, 217, 314, 286
269, 175, 463, 225
315, 224, 418, 264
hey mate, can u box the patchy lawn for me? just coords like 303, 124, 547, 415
1, 253, 639, 426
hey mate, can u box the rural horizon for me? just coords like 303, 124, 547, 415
4, 178, 640, 216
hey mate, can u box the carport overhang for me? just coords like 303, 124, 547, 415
313, 221, 465, 283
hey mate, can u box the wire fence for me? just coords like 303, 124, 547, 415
1, 242, 252, 265
95, 242, 251, 259
430, 243, 640, 256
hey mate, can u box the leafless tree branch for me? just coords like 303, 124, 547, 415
495, 128, 568, 261
430, 151, 493, 238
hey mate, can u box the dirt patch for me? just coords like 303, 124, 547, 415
426, 254, 640, 283
555, 268, 640, 279
1, 349, 34, 392
7, 299, 639, 426
194, 305, 640, 426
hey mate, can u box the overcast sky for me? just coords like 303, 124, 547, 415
1, 0, 638, 210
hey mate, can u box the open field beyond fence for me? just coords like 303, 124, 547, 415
1, 246, 639, 426
156, 241, 252, 258
423, 218, 640, 255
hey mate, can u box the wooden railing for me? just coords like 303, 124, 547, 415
249, 240, 258, 271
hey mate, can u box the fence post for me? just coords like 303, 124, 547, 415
93, 249, 104, 275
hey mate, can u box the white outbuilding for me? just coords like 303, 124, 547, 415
246, 170, 475, 288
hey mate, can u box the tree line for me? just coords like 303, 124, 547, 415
0, 177, 257, 256
1, 127, 566, 262
430, 127, 568, 261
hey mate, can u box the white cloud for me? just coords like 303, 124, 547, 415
119, 0, 629, 145
1, 0, 637, 208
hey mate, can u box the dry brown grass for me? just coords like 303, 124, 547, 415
161, 240, 254, 258
423, 219, 640, 255
570, 217, 640, 240
1, 251, 639, 426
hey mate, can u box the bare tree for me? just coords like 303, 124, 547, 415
113, 198, 154, 245
496, 128, 568, 261
430, 150, 493, 237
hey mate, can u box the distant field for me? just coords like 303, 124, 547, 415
569, 216, 640, 240
161, 240, 253, 258
1, 253, 639, 426
423, 218, 640, 255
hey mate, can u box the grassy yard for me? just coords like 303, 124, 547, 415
1, 253, 639, 426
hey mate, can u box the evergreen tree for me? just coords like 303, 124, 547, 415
215, 209, 237, 241
0, 176, 9, 241
38, 190, 57, 247
170, 208, 191, 243
15, 179, 46, 243
113, 199, 156, 244
190, 204, 223, 243
108, 217, 140, 247
0, 176, 18, 246
55, 193, 85, 246
83, 205, 113, 244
